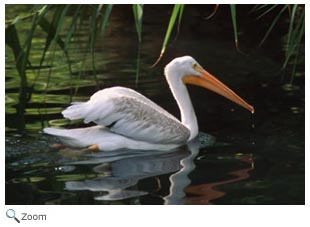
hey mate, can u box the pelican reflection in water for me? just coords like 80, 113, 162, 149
64, 134, 212, 202
62, 135, 254, 204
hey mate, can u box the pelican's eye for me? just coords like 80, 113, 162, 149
192, 63, 198, 70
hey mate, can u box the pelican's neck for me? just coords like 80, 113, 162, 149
165, 71, 198, 141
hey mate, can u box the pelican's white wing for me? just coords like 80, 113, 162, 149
62, 87, 190, 144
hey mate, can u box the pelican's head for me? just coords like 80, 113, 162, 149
165, 56, 254, 113
165, 56, 202, 78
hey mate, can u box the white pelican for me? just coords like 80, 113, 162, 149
44, 56, 254, 151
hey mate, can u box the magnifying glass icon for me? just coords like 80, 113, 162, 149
6, 209, 20, 223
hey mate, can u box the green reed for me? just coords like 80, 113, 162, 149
5, 4, 304, 86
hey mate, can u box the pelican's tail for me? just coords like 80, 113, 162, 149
43, 127, 91, 148
44, 126, 112, 148
62, 102, 88, 120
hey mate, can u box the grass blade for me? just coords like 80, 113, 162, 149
255, 5, 279, 20
251, 4, 269, 12
5, 24, 26, 84
171, 4, 185, 43
283, 6, 304, 68
204, 4, 219, 19
133, 4, 143, 42
177, 4, 184, 30
286, 4, 298, 51
258, 5, 288, 47
99, 4, 113, 35
152, 4, 182, 67
38, 5, 71, 71
64, 5, 82, 54
230, 4, 239, 49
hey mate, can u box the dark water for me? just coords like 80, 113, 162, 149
5, 5, 304, 204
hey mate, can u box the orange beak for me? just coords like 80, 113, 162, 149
183, 67, 254, 113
